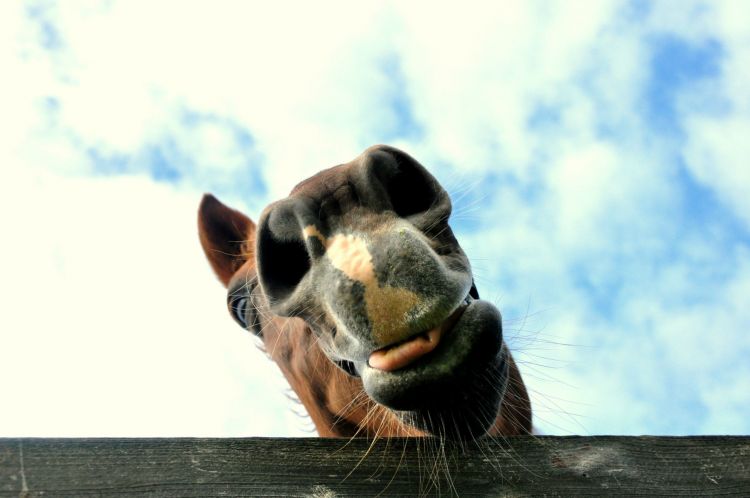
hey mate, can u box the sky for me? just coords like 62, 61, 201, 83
1, 0, 748, 437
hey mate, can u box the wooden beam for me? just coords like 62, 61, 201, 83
1, 437, 748, 496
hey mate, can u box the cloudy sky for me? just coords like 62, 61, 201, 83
1, 1, 748, 437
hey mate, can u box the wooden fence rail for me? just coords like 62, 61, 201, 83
1, 436, 748, 497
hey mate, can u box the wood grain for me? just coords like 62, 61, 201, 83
1, 437, 748, 497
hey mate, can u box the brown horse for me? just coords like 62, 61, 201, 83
198, 145, 531, 440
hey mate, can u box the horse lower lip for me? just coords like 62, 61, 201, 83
361, 298, 504, 414
368, 328, 440, 372
367, 302, 468, 372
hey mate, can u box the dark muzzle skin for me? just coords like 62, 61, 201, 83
363, 299, 509, 439
254, 145, 510, 439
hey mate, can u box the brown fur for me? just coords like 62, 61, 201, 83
198, 146, 531, 438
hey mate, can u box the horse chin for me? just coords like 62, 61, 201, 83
395, 364, 507, 440
359, 299, 509, 440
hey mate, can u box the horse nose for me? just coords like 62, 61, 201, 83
256, 145, 456, 323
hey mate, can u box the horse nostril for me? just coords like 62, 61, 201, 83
367, 147, 448, 219
257, 205, 312, 306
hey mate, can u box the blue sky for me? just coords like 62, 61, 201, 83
1, 0, 748, 437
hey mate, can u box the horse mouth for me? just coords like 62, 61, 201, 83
367, 295, 471, 372
359, 295, 508, 439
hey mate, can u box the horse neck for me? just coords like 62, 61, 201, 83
263, 316, 420, 437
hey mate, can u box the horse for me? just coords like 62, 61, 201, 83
198, 145, 531, 440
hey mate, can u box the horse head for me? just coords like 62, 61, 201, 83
199, 145, 531, 439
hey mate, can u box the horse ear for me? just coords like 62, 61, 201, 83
198, 194, 256, 287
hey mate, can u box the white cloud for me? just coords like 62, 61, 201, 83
2, 0, 749, 437
0, 167, 308, 436
18, 1, 401, 197
683, 116, 750, 224
669, 0, 750, 227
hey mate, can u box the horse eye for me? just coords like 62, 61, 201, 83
228, 292, 263, 336
231, 296, 249, 327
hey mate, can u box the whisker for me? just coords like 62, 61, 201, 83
200, 147, 566, 496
